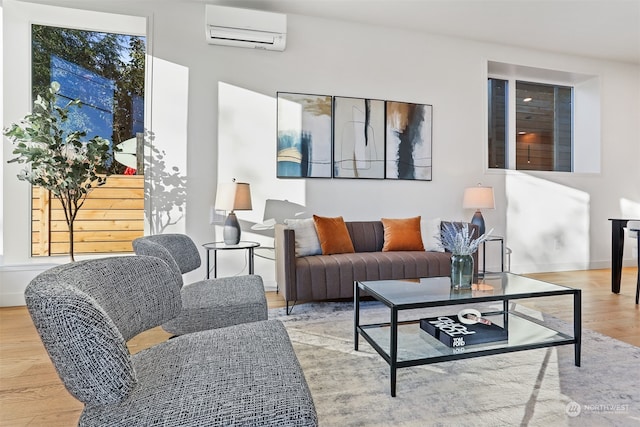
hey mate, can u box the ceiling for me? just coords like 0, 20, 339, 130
19, 0, 640, 64
212, 0, 640, 65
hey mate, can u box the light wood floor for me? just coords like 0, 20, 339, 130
1, 268, 638, 426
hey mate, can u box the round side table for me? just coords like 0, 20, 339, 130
202, 241, 260, 279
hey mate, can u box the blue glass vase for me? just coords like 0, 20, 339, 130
451, 254, 474, 290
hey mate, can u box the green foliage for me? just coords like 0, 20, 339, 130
4, 81, 113, 198
31, 24, 146, 174
3, 82, 116, 260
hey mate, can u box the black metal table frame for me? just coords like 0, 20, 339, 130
354, 280, 581, 397
480, 236, 504, 278
632, 227, 640, 304
203, 241, 260, 279
609, 218, 640, 294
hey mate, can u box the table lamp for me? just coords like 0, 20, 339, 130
215, 180, 252, 245
462, 185, 495, 236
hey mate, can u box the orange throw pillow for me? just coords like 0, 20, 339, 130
381, 216, 425, 251
313, 215, 355, 255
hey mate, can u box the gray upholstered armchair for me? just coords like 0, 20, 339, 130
132, 234, 267, 335
25, 256, 317, 426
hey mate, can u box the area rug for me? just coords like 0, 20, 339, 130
270, 301, 640, 427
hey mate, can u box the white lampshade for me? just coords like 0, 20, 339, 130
462, 186, 495, 210
215, 181, 252, 212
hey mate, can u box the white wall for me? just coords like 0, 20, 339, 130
2, 0, 639, 305
215, 13, 640, 277
0, 3, 4, 263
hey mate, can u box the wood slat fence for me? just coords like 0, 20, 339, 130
31, 175, 144, 256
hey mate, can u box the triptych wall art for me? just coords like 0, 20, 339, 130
276, 92, 433, 181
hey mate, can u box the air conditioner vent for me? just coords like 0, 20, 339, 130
206, 5, 287, 51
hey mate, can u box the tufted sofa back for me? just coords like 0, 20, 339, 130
345, 221, 385, 252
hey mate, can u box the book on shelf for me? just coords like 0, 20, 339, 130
420, 315, 508, 348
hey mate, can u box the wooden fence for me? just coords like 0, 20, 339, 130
31, 175, 145, 256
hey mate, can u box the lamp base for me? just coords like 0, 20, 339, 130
223, 212, 241, 245
470, 210, 486, 236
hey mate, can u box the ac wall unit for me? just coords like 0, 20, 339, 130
205, 4, 287, 51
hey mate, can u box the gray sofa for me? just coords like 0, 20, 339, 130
25, 256, 317, 426
276, 220, 478, 313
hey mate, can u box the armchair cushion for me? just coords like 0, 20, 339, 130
80, 320, 317, 426
162, 275, 268, 335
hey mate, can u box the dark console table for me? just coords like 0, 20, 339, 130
609, 218, 640, 293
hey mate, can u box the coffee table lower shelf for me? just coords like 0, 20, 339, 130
356, 311, 580, 396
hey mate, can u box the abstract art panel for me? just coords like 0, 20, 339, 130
385, 101, 433, 181
277, 92, 332, 178
333, 97, 385, 179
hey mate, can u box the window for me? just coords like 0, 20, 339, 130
487, 60, 600, 174
515, 81, 572, 171
488, 78, 507, 169
488, 78, 573, 172
30, 24, 146, 256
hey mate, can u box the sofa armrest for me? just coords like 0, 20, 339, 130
275, 224, 297, 302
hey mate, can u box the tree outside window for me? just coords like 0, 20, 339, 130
28, 25, 146, 257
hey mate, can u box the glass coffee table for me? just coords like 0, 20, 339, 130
354, 273, 581, 397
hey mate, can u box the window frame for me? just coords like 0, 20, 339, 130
485, 61, 600, 175
2, 1, 152, 263
26, 23, 148, 258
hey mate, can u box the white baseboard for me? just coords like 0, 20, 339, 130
508, 259, 637, 275
1, 292, 27, 307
